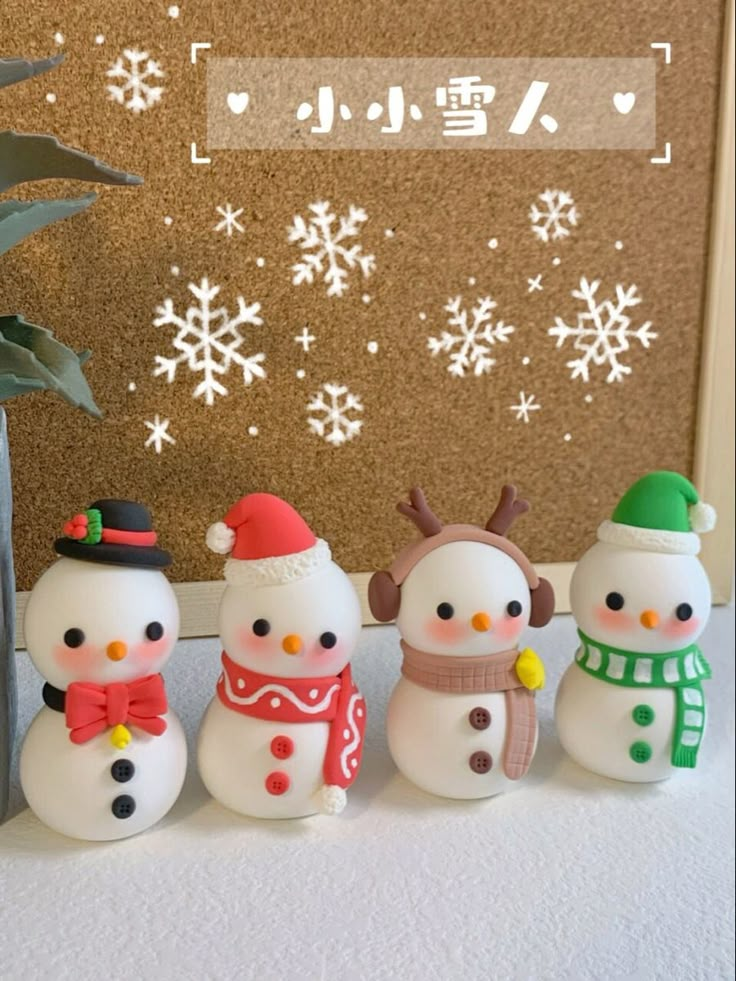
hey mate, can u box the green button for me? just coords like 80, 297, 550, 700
632, 704, 655, 727
629, 740, 652, 764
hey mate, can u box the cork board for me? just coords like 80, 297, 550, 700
0, 1, 729, 599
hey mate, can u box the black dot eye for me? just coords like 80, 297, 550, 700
506, 601, 523, 618
436, 603, 454, 620
319, 632, 337, 649
676, 603, 693, 622
145, 621, 164, 641
252, 619, 271, 637
605, 592, 625, 611
63, 628, 85, 648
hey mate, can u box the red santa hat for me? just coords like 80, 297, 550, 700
206, 493, 331, 586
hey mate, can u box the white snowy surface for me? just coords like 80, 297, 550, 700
1, 608, 734, 981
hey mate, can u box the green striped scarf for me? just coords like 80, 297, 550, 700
575, 629, 712, 769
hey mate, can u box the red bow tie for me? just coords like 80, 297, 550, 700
64, 674, 168, 744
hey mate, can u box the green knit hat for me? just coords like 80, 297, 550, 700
598, 470, 716, 555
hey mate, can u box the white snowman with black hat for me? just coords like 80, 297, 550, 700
555, 471, 717, 782
197, 492, 366, 819
20, 499, 186, 840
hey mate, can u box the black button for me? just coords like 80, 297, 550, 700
469, 751, 493, 774
111, 759, 135, 783
111, 794, 136, 819
469, 706, 491, 731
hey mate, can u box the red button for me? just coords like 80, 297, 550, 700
270, 735, 294, 760
265, 771, 290, 796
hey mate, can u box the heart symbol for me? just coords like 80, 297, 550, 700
613, 92, 636, 115
227, 91, 249, 115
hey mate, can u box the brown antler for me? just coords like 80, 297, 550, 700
396, 487, 443, 537
486, 484, 530, 537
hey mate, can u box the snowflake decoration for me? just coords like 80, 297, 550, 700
428, 296, 515, 378
295, 327, 315, 352
509, 392, 541, 423
144, 415, 175, 454
214, 203, 245, 237
106, 49, 164, 114
153, 278, 266, 405
288, 201, 376, 298
549, 277, 657, 383
307, 383, 363, 445
529, 189, 578, 243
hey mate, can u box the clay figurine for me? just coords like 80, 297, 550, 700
369, 485, 555, 799
197, 493, 366, 818
555, 471, 716, 782
20, 500, 186, 840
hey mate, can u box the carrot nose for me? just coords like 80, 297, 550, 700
282, 634, 303, 655
640, 610, 660, 630
106, 641, 127, 661
471, 612, 492, 632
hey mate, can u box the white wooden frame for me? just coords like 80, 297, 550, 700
13, 11, 734, 642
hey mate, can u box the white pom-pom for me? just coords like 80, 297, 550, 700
320, 784, 347, 816
206, 521, 236, 555
690, 501, 717, 534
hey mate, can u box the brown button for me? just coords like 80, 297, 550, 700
468, 706, 491, 730
469, 751, 493, 774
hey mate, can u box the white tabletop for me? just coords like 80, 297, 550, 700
1, 608, 734, 981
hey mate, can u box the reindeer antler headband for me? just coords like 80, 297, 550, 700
387, 485, 539, 588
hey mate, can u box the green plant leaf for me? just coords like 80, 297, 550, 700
0, 194, 97, 257
0, 314, 102, 417
0, 54, 63, 91
0, 131, 142, 195
0, 375, 45, 400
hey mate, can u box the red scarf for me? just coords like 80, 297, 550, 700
65, 674, 168, 744
217, 652, 366, 790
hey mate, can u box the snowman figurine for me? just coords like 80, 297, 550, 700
369, 485, 555, 800
20, 500, 186, 840
197, 493, 366, 819
555, 471, 716, 782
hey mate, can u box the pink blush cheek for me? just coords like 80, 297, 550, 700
131, 637, 171, 662
305, 643, 345, 671
595, 606, 636, 632
425, 617, 466, 644
662, 617, 701, 640
53, 643, 98, 674
237, 627, 273, 656
496, 617, 525, 643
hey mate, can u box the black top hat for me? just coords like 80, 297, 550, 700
54, 499, 172, 568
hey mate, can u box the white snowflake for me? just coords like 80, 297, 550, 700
529, 189, 578, 243
144, 415, 175, 454
427, 296, 515, 378
288, 201, 376, 298
509, 391, 541, 423
294, 327, 315, 352
106, 49, 164, 114
214, 203, 245, 237
549, 277, 657, 383
153, 278, 266, 405
307, 383, 363, 445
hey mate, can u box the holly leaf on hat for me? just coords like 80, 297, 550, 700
0, 314, 101, 418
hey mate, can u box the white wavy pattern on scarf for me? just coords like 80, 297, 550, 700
221, 671, 340, 714
339, 693, 364, 781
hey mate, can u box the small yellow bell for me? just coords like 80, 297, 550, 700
110, 724, 132, 750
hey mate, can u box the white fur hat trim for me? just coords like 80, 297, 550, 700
223, 538, 331, 586
597, 520, 701, 556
